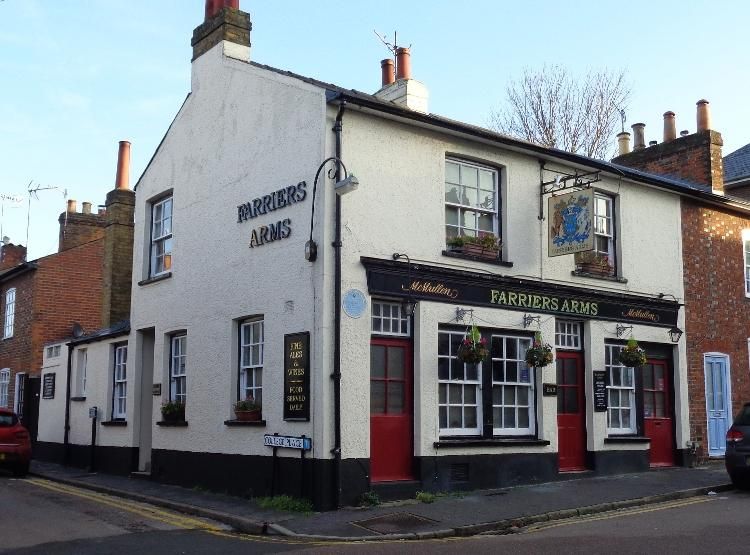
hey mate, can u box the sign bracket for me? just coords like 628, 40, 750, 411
538, 161, 601, 220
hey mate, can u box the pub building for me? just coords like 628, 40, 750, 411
36, 2, 724, 510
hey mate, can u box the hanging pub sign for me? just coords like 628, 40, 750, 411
362, 258, 680, 328
593, 371, 608, 412
284, 332, 310, 421
548, 188, 594, 257
42, 373, 56, 399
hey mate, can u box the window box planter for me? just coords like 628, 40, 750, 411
446, 235, 502, 262
160, 402, 185, 423
575, 252, 614, 277
234, 409, 262, 422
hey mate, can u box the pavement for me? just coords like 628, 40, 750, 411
30, 460, 732, 542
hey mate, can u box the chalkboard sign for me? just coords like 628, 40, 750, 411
283, 332, 310, 421
593, 370, 607, 412
42, 373, 56, 399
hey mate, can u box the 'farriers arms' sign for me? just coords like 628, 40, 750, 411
236, 181, 307, 248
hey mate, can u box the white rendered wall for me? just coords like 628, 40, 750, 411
37, 343, 66, 444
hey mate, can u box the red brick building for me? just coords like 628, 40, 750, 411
0, 142, 135, 438
613, 101, 750, 460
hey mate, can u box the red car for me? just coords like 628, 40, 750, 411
0, 408, 31, 477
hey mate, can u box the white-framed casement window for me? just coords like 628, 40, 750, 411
555, 320, 582, 350
605, 343, 636, 434
3, 288, 15, 338
112, 345, 127, 419
438, 329, 481, 435
46, 345, 61, 358
239, 319, 263, 406
491, 334, 534, 435
371, 300, 410, 336
170, 334, 187, 403
76, 348, 88, 397
593, 193, 615, 274
0, 369, 9, 408
150, 196, 173, 277
743, 230, 750, 296
445, 159, 499, 243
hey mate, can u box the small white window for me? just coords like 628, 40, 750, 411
371, 301, 410, 336
0, 369, 9, 408
3, 288, 15, 339
77, 349, 88, 397
150, 196, 173, 277
743, 233, 750, 297
555, 321, 582, 350
239, 320, 263, 406
46, 345, 62, 358
170, 334, 187, 403
605, 344, 636, 434
113, 345, 127, 419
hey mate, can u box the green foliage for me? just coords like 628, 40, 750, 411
360, 491, 381, 507
416, 491, 436, 504
160, 400, 185, 417
447, 234, 502, 250
234, 396, 260, 411
256, 495, 314, 514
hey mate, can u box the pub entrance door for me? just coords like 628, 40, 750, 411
556, 351, 587, 471
642, 359, 675, 467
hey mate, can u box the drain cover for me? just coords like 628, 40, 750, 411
352, 512, 439, 534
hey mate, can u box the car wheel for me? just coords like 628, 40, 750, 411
730, 472, 750, 490
12, 462, 29, 478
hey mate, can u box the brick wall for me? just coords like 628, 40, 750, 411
58, 211, 106, 252
681, 198, 750, 458
0, 270, 35, 409
101, 188, 135, 326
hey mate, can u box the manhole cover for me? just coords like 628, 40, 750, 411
352, 512, 439, 535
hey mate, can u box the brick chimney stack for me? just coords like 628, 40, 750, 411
58, 198, 106, 252
0, 242, 27, 270
612, 99, 724, 194
192, 0, 251, 62
374, 46, 429, 114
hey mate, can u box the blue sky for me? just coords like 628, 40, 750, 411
1, 0, 748, 259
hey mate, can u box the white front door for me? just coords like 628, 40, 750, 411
705, 355, 731, 457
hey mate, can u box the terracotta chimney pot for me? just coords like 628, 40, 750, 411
697, 99, 711, 132
616, 131, 631, 156
395, 47, 411, 80
115, 141, 131, 190
205, 0, 239, 20
67, 199, 77, 213
381, 59, 395, 87
631, 123, 646, 151
663, 111, 677, 142
82, 202, 92, 214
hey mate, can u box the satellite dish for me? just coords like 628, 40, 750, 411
72, 323, 85, 338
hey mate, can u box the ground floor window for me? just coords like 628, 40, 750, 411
170, 334, 187, 403
113, 345, 127, 419
0, 369, 9, 408
239, 319, 263, 407
605, 343, 636, 434
438, 328, 535, 437
14, 373, 25, 415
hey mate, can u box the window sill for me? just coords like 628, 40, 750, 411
604, 435, 651, 444
571, 270, 627, 283
434, 438, 550, 448
156, 420, 188, 427
101, 420, 127, 427
70, 396, 86, 402
224, 419, 267, 427
138, 272, 172, 287
442, 250, 514, 268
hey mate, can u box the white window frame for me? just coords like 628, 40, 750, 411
593, 193, 615, 271
445, 159, 500, 242
13, 373, 25, 415
239, 319, 263, 406
371, 300, 410, 337
743, 230, 750, 297
491, 334, 535, 436
0, 369, 9, 408
112, 345, 127, 419
438, 329, 482, 436
605, 343, 636, 434
77, 348, 88, 397
555, 320, 582, 350
46, 345, 61, 358
170, 334, 187, 403
3, 287, 15, 338
150, 196, 173, 277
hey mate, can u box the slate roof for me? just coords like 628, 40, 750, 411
69, 319, 130, 346
724, 143, 750, 183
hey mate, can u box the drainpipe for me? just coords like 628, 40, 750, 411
63, 342, 73, 465
331, 101, 346, 509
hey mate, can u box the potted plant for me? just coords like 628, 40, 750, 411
525, 331, 554, 368
618, 337, 647, 367
575, 251, 613, 276
447, 234, 502, 260
161, 400, 185, 422
456, 324, 489, 366
234, 396, 262, 422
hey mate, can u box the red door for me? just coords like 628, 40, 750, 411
643, 360, 675, 467
557, 352, 587, 471
370, 338, 413, 482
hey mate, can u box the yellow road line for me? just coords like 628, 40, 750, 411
521, 496, 715, 534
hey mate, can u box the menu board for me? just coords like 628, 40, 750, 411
593, 370, 608, 412
42, 373, 56, 399
283, 332, 310, 421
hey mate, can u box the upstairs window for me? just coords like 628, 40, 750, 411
743, 233, 750, 296
112, 345, 127, 419
76, 349, 88, 397
3, 288, 15, 338
46, 345, 62, 358
445, 159, 499, 244
150, 197, 173, 277
575, 193, 616, 277
170, 334, 187, 403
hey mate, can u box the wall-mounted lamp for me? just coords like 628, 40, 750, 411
523, 314, 540, 329
305, 157, 359, 262
668, 326, 683, 343
615, 324, 633, 338
393, 252, 417, 318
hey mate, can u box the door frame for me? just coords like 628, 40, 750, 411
640, 357, 676, 467
703, 352, 732, 458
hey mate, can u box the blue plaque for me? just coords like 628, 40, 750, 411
343, 289, 367, 319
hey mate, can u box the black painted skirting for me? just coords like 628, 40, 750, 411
590, 449, 650, 474
34, 441, 138, 475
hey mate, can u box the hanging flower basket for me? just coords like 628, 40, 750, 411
456, 324, 489, 364
525, 331, 554, 368
618, 337, 647, 367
